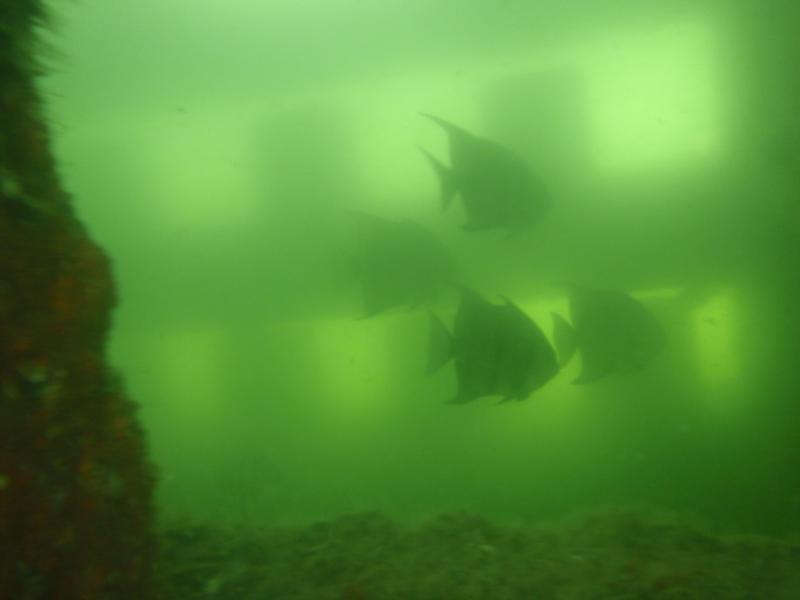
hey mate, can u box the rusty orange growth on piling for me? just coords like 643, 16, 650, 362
1, 2, 157, 598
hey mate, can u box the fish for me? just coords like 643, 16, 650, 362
428, 287, 559, 403
352, 212, 456, 318
551, 284, 665, 384
419, 113, 551, 233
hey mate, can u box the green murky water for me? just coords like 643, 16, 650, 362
40, 0, 800, 538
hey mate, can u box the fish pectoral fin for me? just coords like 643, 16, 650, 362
418, 146, 458, 211
427, 312, 454, 375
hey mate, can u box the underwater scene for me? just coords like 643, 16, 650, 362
25, 0, 800, 597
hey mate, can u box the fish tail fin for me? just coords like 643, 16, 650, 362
418, 146, 457, 211
551, 312, 578, 368
427, 312, 454, 375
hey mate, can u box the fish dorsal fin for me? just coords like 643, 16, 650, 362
458, 285, 489, 305
502, 298, 542, 335
426, 312, 454, 375
455, 286, 492, 326
419, 113, 472, 138
551, 312, 578, 368
501, 296, 525, 315
418, 146, 457, 211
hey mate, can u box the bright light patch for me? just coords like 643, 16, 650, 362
310, 316, 398, 421
344, 18, 724, 205
691, 291, 740, 402
516, 295, 569, 340
584, 21, 721, 174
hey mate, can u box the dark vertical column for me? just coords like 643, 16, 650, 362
711, 1, 800, 532
0, 4, 156, 598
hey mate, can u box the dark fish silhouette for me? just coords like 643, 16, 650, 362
352, 212, 456, 318
428, 287, 559, 403
419, 113, 550, 232
552, 284, 665, 384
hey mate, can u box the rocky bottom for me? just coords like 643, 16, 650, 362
157, 509, 800, 599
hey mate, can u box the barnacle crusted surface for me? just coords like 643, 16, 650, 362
0, 2, 157, 598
